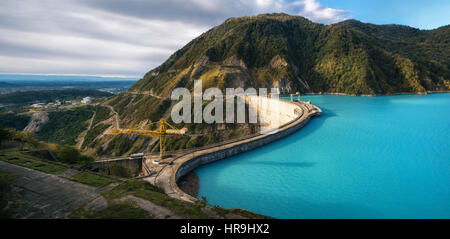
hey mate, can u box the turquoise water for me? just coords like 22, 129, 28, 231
195, 94, 450, 219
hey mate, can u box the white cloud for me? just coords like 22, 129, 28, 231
0, 0, 349, 76
293, 0, 350, 23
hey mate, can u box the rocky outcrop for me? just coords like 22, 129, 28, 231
24, 111, 48, 132
269, 55, 288, 69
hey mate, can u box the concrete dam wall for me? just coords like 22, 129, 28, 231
246, 95, 304, 132
152, 97, 321, 202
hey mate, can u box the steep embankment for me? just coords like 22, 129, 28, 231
23, 111, 49, 132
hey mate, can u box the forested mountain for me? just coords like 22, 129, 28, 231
74, 14, 450, 156
131, 13, 449, 96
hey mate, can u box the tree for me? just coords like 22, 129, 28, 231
0, 128, 13, 148
57, 145, 81, 164
80, 155, 94, 165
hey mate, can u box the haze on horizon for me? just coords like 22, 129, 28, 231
0, 0, 448, 77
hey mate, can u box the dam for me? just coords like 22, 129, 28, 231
144, 95, 321, 202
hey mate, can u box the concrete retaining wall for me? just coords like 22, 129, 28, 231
91, 157, 143, 176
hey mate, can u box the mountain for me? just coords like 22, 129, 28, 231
85, 13, 449, 156
131, 13, 449, 96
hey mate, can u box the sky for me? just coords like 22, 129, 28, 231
0, 0, 448, 77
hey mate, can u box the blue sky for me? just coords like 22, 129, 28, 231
319, 0, 450, 29
0, 0, 448, 76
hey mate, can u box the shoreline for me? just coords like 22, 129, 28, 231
176, 171, 199, 198
301, 90, 450, 97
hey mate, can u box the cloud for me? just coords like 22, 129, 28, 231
292, 0, 350, 24
81, 0, 349, 25
0, 0, 349, 76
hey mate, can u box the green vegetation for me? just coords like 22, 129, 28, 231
1, 103, 114, 150
57, 145, 93, 165
0, 128, 13, 148
0, 114, 30, 131
100, 180, 268, 219
69, 171, 117, 188
0, 151, 66, 174
69, 201, 153, 219
57, 145, 82, 163
109, 94, 171, 123
68, 179, 269, 219
88, 14, 449, 156
0, 93, 114, 148
0, 128, 41, 150
36, 107, 93, 145
81, 105, 112, 149
103, 180, 211, 219
0, 170, 19, 196
15, 14, 443, 157
0, 170, 19, 218
91, 105, 111, 126
82, 123, 109, 149
0, 89, 112, 105
130, 13, 449, 95
104, 134, 136, 156
1, 128, 94, 166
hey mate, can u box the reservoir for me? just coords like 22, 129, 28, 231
195, 93, 450, 218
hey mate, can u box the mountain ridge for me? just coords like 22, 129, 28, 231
131, 13, 449, 96
84, 13, 449, 156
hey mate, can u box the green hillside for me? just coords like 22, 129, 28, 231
84, 13, 449, 156
0, 89, 112, 105
131, 13, 449, 96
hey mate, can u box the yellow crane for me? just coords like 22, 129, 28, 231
107, 119, 188, 158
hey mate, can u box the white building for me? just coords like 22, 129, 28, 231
81, 97, 92, 104
31, 103, 44, 108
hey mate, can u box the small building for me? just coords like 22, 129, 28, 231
45, 103, 58, 109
